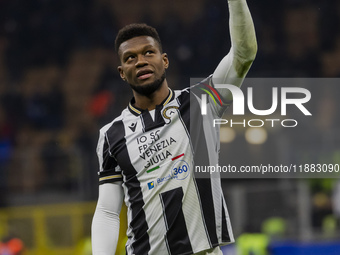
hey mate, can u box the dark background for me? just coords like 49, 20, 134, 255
0, 0, 340, 253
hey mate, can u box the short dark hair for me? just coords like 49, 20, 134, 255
115, 23, 162, 53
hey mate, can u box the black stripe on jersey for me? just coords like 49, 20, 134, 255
221, 196, 231, 242
98, 135, 123, 184
194, 179, 219, 247
189, 94, 219, 247
141, 107, 166, 132
140, 115, 146, 132
177, 89, 190, 134
106, 120, 151, 255
160, 187, 193, 255
178, 86, 220, 246
177, 90, 194, 154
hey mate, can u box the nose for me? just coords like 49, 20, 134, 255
135, 54, 148, 67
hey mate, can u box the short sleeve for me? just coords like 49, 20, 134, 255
96, 129, 123, 185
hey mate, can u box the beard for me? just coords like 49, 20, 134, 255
129, 71, 166, 96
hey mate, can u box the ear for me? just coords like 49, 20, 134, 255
162, 53, 169, 69
118, 66, 126, 81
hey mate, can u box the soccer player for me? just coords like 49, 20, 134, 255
91, 0, 257, 254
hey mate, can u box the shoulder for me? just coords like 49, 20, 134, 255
99, 107, 129, 135
174, 75, 213, 94
171, 75, 214, 102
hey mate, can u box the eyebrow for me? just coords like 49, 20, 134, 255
121, 44, 158, 59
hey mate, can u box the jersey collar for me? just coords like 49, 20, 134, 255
128, 88, 174, 116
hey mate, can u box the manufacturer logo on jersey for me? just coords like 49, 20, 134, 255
129, 122, 137, 132
162, 106, 178, 122
147, 181, 155, 190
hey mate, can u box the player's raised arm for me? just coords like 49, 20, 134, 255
91, 182, 124, 255
213, 0, 257, 102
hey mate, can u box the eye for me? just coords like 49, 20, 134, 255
145, 50, 154, 55
125, 55, 135, 62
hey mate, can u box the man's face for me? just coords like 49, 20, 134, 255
118, 36, 169, 94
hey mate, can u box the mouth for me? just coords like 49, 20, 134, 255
136, 69, 154, 80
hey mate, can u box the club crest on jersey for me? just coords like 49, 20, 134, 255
162, 106, 178, 123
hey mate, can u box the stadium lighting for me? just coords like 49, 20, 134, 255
245, 127, 267, 145
220, 127, 236, 143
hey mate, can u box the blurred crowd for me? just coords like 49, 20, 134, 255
0, 0, 340, 226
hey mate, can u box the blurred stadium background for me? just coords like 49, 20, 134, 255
0, 0, 340, 254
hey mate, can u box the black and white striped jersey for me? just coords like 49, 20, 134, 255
96, 76, 234, 255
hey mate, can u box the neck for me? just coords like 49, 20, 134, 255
133, 80, 169, 111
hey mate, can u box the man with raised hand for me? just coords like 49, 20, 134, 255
92, 0, 257, 254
